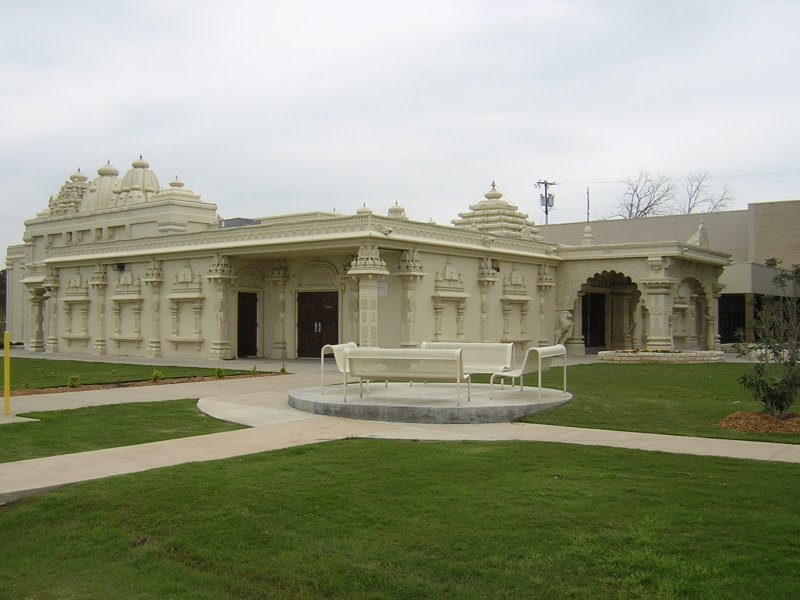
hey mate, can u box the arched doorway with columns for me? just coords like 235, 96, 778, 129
567, 270, 641, 354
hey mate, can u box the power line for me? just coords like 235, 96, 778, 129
557, 169, 800, 187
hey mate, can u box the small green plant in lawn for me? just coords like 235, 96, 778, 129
736, 259, 800, 419
214, 367, 226, 379
67, 374, 80, 388
280, 363, 287, 374
250, 365, 257, 377
151, 369, 163, 383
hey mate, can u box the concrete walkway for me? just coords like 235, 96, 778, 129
1, 352, 797, 503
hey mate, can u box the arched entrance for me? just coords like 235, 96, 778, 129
577, 271, 640, 353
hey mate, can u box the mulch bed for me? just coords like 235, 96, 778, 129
11, 373, 283, 397
718, 411, 800, 434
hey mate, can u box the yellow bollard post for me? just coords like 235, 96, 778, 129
3, 331, 9, 416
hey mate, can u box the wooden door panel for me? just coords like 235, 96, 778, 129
297, 291, 338, 357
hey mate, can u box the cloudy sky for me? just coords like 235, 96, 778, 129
3, 0, 799, 253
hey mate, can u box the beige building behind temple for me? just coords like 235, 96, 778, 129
6, 158, 731, 360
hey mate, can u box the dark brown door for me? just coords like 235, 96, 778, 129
237, 292, 259, 357
297, 291, 338, 357
582, 292, 606, 350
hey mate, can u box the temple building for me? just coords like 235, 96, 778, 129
5, 158, 730, 360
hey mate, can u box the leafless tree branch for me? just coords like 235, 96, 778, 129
612, 169, 674, 218
674, 171, 733, 214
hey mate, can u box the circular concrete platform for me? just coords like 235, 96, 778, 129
288, 382, 572, 424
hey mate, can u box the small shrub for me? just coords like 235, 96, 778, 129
215, 368, 226, 380
251, 365, 257, 377
737, 259, 800, 419
67, 374, 80, 388
151, 369, 163, 383
280, 363, 287, 375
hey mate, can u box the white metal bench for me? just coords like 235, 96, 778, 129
489, 344, 567, 400
343, 347, 470, 401
320, 342, 357, 393
420, 341, 514, 376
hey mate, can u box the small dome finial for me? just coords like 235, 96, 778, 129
484, 181, 503, 201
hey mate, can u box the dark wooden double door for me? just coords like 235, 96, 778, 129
297, 291, 338, 357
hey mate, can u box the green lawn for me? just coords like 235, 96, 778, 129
1, 357, 251, 390
1, 439, 798, 599
510, 362, 800, 444
0, 400, 244, 463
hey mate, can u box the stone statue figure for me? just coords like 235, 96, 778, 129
555, 310, 574, 345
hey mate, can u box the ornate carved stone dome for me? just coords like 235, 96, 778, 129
79, 162, 121, 212
117, 156, 160, 205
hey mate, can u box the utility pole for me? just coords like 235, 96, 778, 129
586, 186, 590, 222
536, 180, 556, 224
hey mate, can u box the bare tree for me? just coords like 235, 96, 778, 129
612, 170, 675, 218
674, 171, 733, 214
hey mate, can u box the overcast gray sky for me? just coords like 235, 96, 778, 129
3, 0, 799, 253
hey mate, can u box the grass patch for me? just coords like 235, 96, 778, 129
511, 362, 800, 443
0, 439, 798, 598
0, 400, 244, 463
1, 357, 251, 391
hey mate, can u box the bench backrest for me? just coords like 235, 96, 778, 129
321, 342, 358, 374
420, 341, 513, 372
519, 344, 567, 374
345, 347, 463, 379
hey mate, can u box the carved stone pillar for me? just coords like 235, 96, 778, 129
688, 293, 699, 347
642, 280, 677, 349
43, 271, 59, 353
708, 283, 723, 351
89, 266, 107, 355
347, 245, 389, 347
143, 260, 163, 358
345, 277, 359, 345
132, 305, 142, 339
456, 301, 466, 339
565, 291, 586, 355
206, 255, 235, 359
537, 264, 554, 346
479, 285, 491, 342
62, 304, 71, 335
501, 304, 511, 340
433, 300, 445, 341
396, 249, 426, 347
80, 305, 89, 338
169, 303, 179, 338
609, 291, 631, 350
399, 280, 420, 346
269, 259, 289, 360
28, 291, 46, 352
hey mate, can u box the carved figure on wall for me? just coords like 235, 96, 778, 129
555, 310, 573, 344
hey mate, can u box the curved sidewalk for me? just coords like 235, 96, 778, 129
2, 366, 799, 503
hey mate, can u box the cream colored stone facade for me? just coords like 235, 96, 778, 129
5, 162, 731, 358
